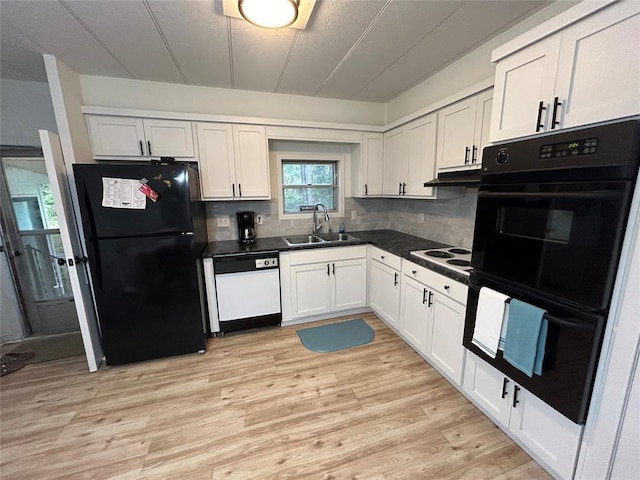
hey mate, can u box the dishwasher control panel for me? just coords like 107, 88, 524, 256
256, 257, 278, 269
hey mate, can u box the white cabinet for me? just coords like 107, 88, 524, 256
87, 116, 195, 159
463, 352, 583, 479
436, 90, 492, 172
358, 133, 384, 197
382, 114, 437, 198
368, 247, 401, 329
491, 1, 640, 142
281, 246, 367, 322
398, 262, 467, 385
197, 123, 270, 200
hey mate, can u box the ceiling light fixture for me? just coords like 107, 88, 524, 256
238, 0, 299, 29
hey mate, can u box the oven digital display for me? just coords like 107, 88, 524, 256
539, 138, 599, 159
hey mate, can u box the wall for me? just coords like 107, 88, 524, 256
0, 79, 58, 146
80, 76, 386, 126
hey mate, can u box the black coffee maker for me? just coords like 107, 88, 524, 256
236, 211, 256, 244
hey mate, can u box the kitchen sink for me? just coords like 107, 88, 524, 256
282, 233, 360, 246
282, 235, 326, 246
318, 233, 359, 242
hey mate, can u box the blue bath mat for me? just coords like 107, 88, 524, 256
296, 318, 375, 353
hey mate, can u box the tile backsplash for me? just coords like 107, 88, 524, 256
205, 187, 477, 248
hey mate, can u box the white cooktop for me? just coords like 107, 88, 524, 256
410, 247, 473, 275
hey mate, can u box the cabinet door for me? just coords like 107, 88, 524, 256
362, 133, 384, 196
398, 275, 429, 354
509, 386, 583, 480
436, 96, 478, 171
331, 258, 367, 311
425, 293, 466, 386
87, 116, 145, 156
369, 260, 400, 329
196, 123, 235, 199
382, 128, 407, 196
473, 90, 493, 165
555, 3, 640, 130
142, 119, 194, 158
232, 124, 270, 199
489, 35, 561, 142
462, 352, 512, 427
405, 114, 436, 197
290, 263, 331, 318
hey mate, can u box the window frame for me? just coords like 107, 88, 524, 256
276, 152, 345, 220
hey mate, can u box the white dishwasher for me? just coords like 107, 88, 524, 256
213, 252, 281, 334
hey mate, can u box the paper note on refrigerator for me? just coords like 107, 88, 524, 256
101, 177, 146, 209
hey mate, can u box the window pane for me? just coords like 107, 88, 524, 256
283, 162, 335, 186
12, 197, 45, 231
20, 233, 72, 301
283, 187, 335, 213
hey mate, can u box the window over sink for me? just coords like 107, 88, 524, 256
276, 153, 345, 220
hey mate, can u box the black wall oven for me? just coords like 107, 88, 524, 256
463, 120, 640, 424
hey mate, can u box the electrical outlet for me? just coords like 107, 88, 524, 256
216, 216, 230, 227
351, 210, 357, 220
419, 213, 424, 223
256, 215, 263, 224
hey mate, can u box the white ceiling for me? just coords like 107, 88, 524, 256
1, 0, 555, 103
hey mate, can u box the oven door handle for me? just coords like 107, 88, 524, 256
478, 190, 621, 200
543, 313, 595, 330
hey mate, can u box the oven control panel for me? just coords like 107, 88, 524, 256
539, 138, 599, 159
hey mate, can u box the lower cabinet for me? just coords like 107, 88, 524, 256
368, 247, 401, 329
398, 262, 467, 386
463, 352, 583, 480
281, 246, 367, 322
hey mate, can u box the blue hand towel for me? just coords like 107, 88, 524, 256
503, 299, 548, 377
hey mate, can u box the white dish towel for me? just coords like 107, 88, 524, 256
472, 287, 510, 358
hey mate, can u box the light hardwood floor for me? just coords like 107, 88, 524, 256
0, 313, 551, 479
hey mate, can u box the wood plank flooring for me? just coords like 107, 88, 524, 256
0, 313, 551, 479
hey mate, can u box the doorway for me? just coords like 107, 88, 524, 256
0, 148, 79, 336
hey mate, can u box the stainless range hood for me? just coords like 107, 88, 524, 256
424, 168, 481, 187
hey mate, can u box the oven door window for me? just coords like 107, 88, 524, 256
473, 181, 632, 311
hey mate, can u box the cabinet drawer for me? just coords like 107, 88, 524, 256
287, 245, 367, 266
402, 261, 467, 303
369, 246, 401, 271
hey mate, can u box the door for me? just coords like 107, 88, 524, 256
40, 131, 103, 372
143, 119, 194, 158
463, 352, 512, 426
426, 292, 466, 385
382, 128, 406, 195
369, 260, 400, 328
197, 123, 235, 199
86, 234, 205, 365
490, 36, 562, 142
399, 275, 429, 354
87, 116, 145, 156
473, 90, 493, 162
362, 133, 383, 196
331, 258, 367, 311
0, 154, 78, 334
290, 262, 331, 318
554, 4, 640, 130
232, 124, 270, 198
405, 114, 436, 197
436, 96, 477, 170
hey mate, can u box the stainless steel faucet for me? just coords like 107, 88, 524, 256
312, 203, 329, 235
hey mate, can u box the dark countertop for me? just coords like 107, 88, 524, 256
202, 229, 470, 284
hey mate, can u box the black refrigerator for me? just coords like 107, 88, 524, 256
73, 163, 208, 365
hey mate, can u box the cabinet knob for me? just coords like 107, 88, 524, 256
513, 385, 521, 408
551, 97, 562, 129
536, 101, 546, 132
444, 285, 450, 290
380, 255, 385, 259
412, 270, 417, 275
464, 146, 470, 164
147, 140, 152, 156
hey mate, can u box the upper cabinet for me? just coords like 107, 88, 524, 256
382, 113, 437, 198
436, 89, 492, 172
87, 116, 196, 159
490, 1, 640, 142
197, 123, 270, 200
359, 133, 384, 197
